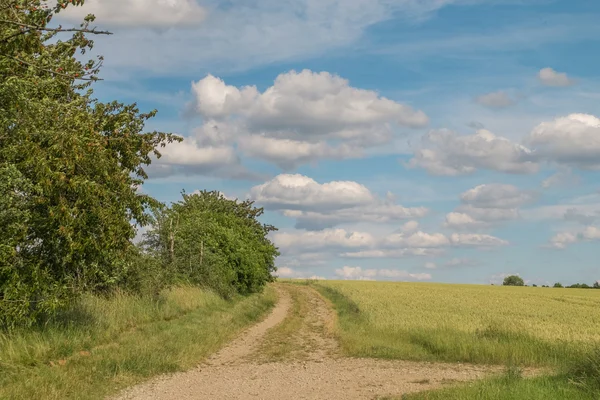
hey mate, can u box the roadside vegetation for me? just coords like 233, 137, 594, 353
307, 280, 600, 399
0, 286, 277, 400
1, 2, 280, 398
0, 0, 278, 328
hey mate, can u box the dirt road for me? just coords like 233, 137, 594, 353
114, 284, 504, 399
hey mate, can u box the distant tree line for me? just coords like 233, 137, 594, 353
0, 1, 278, 328
502, 275, 600, 289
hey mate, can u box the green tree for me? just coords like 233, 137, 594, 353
594, 281, 600, 289
144, 191, 279, 298
502, 275, 524, 286
0, 0, 180, 326
553, 282, 563, 288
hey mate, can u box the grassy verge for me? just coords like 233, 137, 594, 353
0, 285, 277, 400
400, 361, 600, 400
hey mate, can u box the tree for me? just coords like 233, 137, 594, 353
503, 275, 524, 286
144, 191, 279, 298
1, 1, 180, 326
594, 281, 600, 289
553, 282, 563, 288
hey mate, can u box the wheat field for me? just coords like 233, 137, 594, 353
312, 281, 600, 366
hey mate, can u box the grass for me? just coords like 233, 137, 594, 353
0, 285, 277, 400
310, 280, 600, 367
400, 363, 600, 400
306, 280, 600, 399
255, 284, 310, 362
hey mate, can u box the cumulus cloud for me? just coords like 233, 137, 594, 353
475, 91, 515, 108
334, 266, 431, 281
272, 228, 376, 255
385, 231, 450, 248
250, 174, 428, 229
460, 184, 535, 209
249, 174, 374, 210
152, 69, 429, 177
185, 70, 428, 169
445, 184, 534, 230
549, 226, 600, 249
192, 71, 428, 130
407, 129, 537, 176
527, 114, 600, 170
276, 267, 326, 280
400, 220, 420, 233
409, 113, 600, 176
274, 227, 507, 261
549, 232, 578, 249
239, 136, 360, 169
59, 0, 206, 28
538, 67, 575, 87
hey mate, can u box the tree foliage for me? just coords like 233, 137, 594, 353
0, 0, 181, 327
502, 275, 524, 286
143, 191, 279, 298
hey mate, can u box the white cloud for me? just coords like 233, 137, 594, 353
527, 113, 600, 170
385, 231, 450, 248
460, 184, 535, 209
341, 248, 443, 258
444, 212, 488, 230
275, 225, 506, 261
251, 174, 428, 229
475, 91, 515, 108
275, 267, 326, 280
424, 262, 437, 269
165, 70, 430, 173
450, 233, 509, 247
149, 137, 262, 180
547, 226, 600, 249
445, 184, 534, 230
334, 266, 431, 281
249, 174, 374, 210
407, 129, 537, 176
192, 70, 427, 131
272, 228, 375, 255
239, 136, 360, 169
159, 139, 237, 166
400, 221, 420, 233
538, 67, 575, 87
66, 0, 490, 76
60, 0, 206, 28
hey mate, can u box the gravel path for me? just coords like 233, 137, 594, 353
114, 284, 506, 400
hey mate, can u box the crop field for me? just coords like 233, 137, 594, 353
312, 281, 600, 367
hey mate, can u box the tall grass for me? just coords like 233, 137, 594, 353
0, 285, 276, 400
311, 281, 600, 367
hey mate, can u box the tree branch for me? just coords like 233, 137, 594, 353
0, 19, 112, 45
0, 53, 103, 81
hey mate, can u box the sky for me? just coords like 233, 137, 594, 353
58, 0, 600, 285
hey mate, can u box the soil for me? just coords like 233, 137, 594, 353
114, 284, 521, 400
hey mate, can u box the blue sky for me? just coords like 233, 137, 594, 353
60, 0, 600, 285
